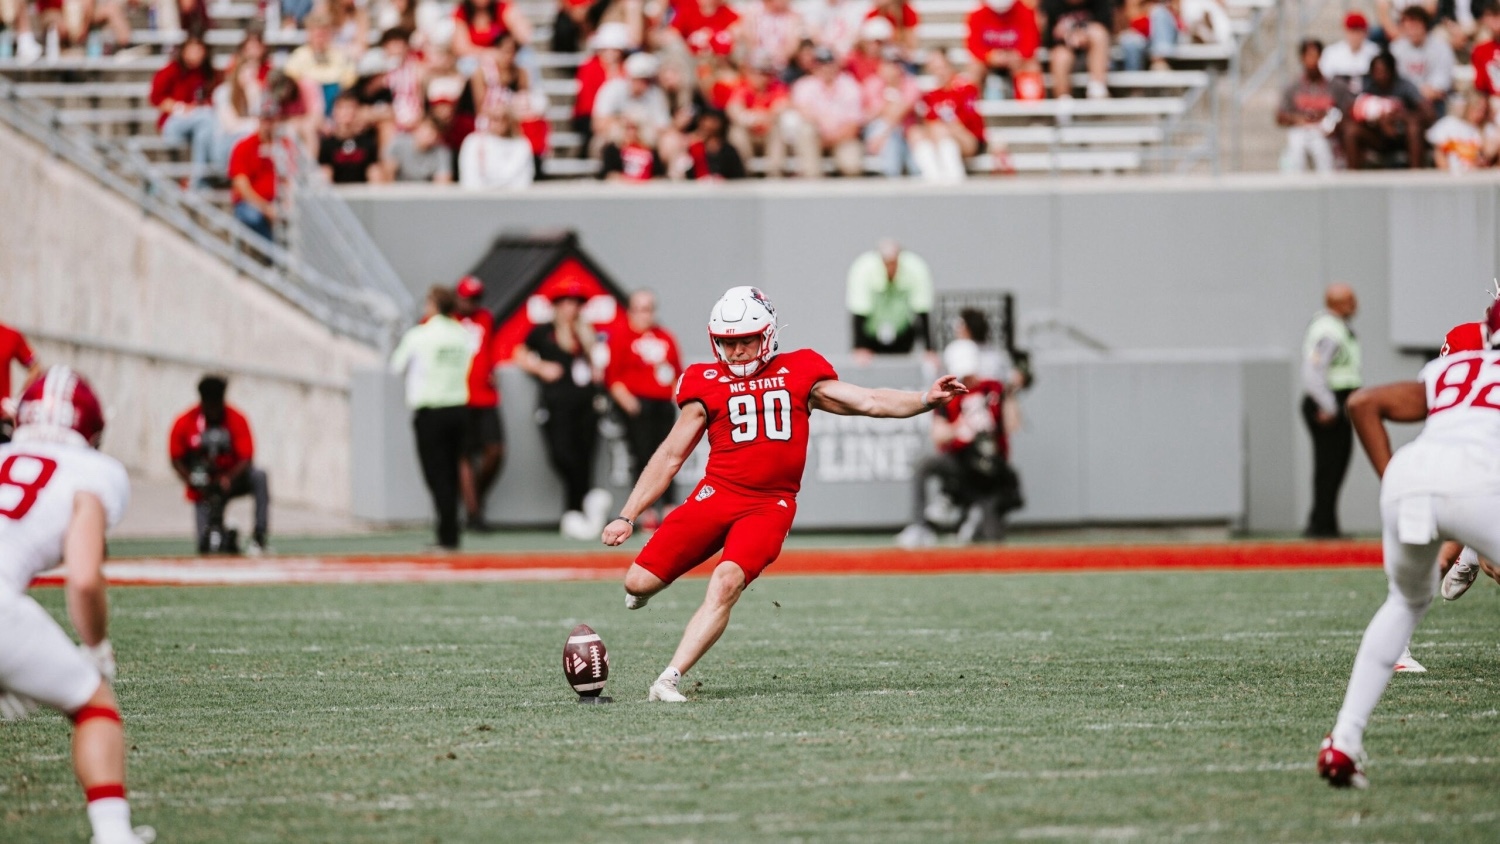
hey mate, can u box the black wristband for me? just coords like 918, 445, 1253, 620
611, 515, 635, 528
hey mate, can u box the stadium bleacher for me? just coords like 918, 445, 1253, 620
0, 0, 1282, 190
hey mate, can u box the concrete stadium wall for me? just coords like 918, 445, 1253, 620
345, 174, 1500, 533
0, 124, 380, 511
353, 352, 1294, 531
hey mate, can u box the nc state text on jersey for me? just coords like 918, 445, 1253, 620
728, 376, 787, 394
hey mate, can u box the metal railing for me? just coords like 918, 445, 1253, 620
0, 76, 412, 351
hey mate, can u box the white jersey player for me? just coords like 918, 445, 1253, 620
0, 367, 153, 844
1318, 301, 1500, 789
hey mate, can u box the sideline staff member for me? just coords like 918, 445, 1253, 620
1301, 282, 1361, 539
846, 238, 937, 363
605, 290, 683, 526
391, 286, 473, 550
0, 321, 41, 444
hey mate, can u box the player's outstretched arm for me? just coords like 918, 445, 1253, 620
1347, 381, 1427, 479
602, 403, 708, 546
810, 375, 968, 419
64, 492, 110, 649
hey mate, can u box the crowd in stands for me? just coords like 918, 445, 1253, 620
9, 0, 1494, 196
2, 0, 1258, 193
1277, 3, 1500, 172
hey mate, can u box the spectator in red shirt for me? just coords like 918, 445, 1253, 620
228, 116, 279, 241
605, 290, 683, 527
169, 375, 271, 554
867, 0, 920, 52
0, 322, 41, 444
1473, 4, 1500, 100
965, 0, 1042, 98
727, 56, 791, 175
454, 277, 506, 532
845, 16, 892, 82
674, 0, 743, 57
572, 22, 631, 157
150, 32, 220, 188
453, 0, 535, 56
909, 50, 988, 181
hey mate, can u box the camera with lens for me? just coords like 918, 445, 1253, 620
191, 425, 240, 555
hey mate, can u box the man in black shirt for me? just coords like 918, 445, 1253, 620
317, 93, 384, 184
1338, 51, 1432, 168
1042, 0, 1113, 101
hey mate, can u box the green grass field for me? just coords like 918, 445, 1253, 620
3, 569, 1497, 842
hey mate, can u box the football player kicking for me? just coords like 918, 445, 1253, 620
601, 287, 966, 703
1318, 301, 1500, 788
0, 368, 153, 843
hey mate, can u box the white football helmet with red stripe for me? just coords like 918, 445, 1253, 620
708, 286, 780, 377
12, 366, 107, 449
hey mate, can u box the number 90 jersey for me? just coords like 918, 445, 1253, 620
676, 349, 838, 499
0, 442, 130, 595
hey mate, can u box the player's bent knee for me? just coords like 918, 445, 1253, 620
624, 564, 666, 596
707, 562, 748, 605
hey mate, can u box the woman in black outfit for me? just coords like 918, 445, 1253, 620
514, 284, 606, 536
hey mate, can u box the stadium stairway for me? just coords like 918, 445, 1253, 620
0, 0, 1292, 181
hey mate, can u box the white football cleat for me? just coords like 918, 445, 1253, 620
1393, 645, 1426, 673
625, 592, 650, 610
1442, 558, 1480, 601
92, 826, 156, 844
648, 678, 687, 702
895, 523, 936, 549
1316, 734, 1368, 789
559, 511, 593, 541
582, 488, 613, 534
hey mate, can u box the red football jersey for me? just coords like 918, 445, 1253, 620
607, 325, 683, 402
460, 310, 500, 408
937, 379, 1007, 459
0, 324, 37, 402
676, 348, 838, 499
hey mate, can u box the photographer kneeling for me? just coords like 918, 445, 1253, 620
169, 375, 270, 555
896, 337, 1023, 547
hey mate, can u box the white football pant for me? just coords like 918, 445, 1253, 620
0, 589, 102, 713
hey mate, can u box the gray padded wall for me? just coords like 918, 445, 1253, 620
344, 175, 1500, 532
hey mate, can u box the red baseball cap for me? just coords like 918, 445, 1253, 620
1441, 322, 1485, 356
456, 275, 484, 299
1344, 11, 1368, 29
548, 280, 590, 303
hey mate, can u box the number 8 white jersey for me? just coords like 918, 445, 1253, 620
0, 441, 130, 595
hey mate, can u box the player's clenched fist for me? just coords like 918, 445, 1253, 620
602, 518, 634, 547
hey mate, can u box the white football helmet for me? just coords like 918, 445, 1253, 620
708, 286, 779, 377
